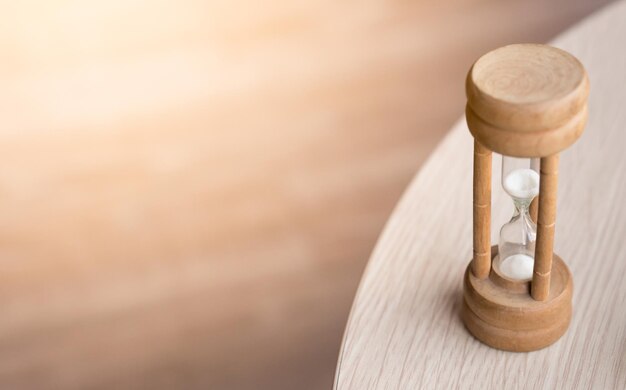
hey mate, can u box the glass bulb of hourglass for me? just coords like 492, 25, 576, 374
496, 157, 540, 281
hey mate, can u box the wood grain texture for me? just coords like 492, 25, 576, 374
335, 1, 626, 388
462, 247, 572, 352
466, 44, 590, 158
468, 44, 588, 130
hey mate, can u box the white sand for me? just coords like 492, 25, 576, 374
500, 254, 534, 280
503, 168, 539, 199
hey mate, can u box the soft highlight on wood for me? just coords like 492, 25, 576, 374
466, 44, 590, 157
471, 45, 585, 107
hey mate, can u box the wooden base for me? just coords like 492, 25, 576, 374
461, 246, 572, 352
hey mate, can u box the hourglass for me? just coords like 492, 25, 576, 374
461, 44, 589, 352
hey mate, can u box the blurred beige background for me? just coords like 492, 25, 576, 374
0, 1, 614, 389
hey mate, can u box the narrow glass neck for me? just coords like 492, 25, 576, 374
512, 198, 533, 214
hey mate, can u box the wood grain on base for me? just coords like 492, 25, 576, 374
463, 246, 573, 351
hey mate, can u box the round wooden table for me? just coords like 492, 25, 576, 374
334, 2, 626, 389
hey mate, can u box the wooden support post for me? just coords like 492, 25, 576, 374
530, 198, 538, 223
529, 158, 540, 223
532, 154, 559, 301
472, 140, 491, 279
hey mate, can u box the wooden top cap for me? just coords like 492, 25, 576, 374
466, 44, 589, 157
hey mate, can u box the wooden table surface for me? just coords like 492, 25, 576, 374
334, 2, 626, 389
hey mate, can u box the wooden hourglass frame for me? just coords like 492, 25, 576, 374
461, 44, 589, 352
